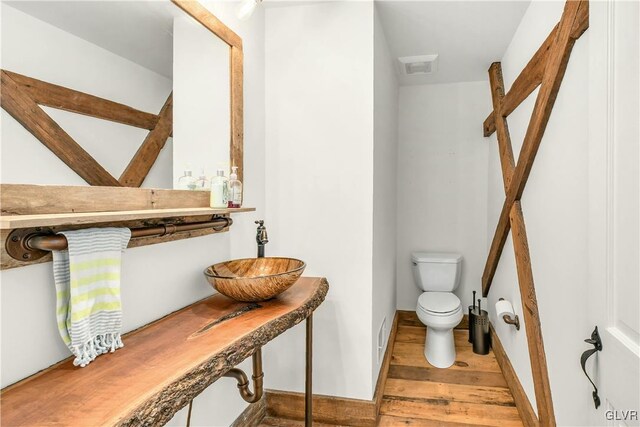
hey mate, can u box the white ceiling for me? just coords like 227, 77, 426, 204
376, 0, 530, 85
5, 1, 179, 78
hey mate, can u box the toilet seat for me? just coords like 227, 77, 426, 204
417, 292, 461, 315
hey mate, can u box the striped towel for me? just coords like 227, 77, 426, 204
52, 228, 131, 367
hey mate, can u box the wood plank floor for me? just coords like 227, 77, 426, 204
261, 311, 523, 427
380, 312, 522, 427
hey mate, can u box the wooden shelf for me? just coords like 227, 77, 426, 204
0, 184, 257, 270
0, 206, 255, 230
1, 277, 329, 427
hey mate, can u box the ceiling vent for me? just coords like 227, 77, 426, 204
398, 54, 439, 76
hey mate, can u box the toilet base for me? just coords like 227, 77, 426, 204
424, 326, 456, 368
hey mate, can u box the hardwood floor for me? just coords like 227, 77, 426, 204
260, 311, 523, 427
381, 312, 522, 427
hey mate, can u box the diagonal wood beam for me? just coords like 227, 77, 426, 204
488, 62, 554, 426
231, 46, 244, 183
0, 70, 121, 187
171, 0, 242, 49
483, 0, 589, 137
119, 93, 173, 187
510, 201, 555, 426
3, 69, 161, 131
482, 0, 588, 295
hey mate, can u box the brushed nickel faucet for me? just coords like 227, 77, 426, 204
255, 220, 268, 258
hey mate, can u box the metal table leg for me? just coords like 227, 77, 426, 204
305, 314, 313, 426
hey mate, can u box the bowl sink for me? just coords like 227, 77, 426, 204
204, 257, 306, 302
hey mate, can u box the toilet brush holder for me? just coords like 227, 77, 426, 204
468, 306, 478, 343
472, 309, 490, 355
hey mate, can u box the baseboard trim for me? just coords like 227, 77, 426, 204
490, 323, 538, 427
230, 396, 266, 427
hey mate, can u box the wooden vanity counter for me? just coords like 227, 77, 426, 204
1, 277, 329, 426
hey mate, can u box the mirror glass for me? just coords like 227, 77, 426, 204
0, 0, 230, 190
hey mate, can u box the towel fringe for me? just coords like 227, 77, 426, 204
72, 333, 124, 367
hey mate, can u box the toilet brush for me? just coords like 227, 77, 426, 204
468, 291, 477, 343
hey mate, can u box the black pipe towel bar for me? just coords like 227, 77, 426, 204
6, 216, 232, 262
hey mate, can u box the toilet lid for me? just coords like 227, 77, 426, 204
418, 292, 461, 314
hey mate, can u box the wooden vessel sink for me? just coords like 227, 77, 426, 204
204, 257, 306, 302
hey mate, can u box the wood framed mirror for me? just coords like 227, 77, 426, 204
0, 0, 251, 270
172, 0, 244, 185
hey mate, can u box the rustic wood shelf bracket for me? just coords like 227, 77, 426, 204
481, 1, 589, 426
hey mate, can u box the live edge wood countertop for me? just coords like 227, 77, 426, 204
1, 277, 329, 426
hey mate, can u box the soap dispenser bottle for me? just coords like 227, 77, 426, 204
194, 169, 210, 191
227, 166, 243, 208
210, 169, 228, 208
177, 168, 197, 191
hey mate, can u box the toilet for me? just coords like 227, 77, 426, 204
412, 252, 463, 368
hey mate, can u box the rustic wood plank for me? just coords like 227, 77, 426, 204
509, 202, 554, 425
0, 70, 121, 186
397, 311, 468, 330
482, 1, 589, 137
0, 184, 215, 215
490, 324, 538, 427
266, 389, 376, 427
1, 278, 328, 427
483, 62, 518, 296
395, 326, 474, 347
231, 46, 244, 183
387, 365, 508, 389
0, 206, 253, 230
260, 416, 340, 427
119, 93, 173, 187
391, 340, 501, 374
378, 415, 491, 427
171, 0, 242, 49
482, 0, 588, 296
383, 378, 515, 407
488, 62, 517, 190
398, 310, 423, 327
380, 397, 523, 427
3, 69, 161, 130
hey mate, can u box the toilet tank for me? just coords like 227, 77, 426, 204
412, 252, 462, 292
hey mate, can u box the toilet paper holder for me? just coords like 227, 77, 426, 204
498, 298, 520, 330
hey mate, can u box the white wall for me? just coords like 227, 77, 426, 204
173, 15, 230, 186
0, 4, 173, 189
264, 1, 376, 400
396, 81, 489, 311
0, 2, 266, 426
372, 5, 398, 388
486, 1, 592, 424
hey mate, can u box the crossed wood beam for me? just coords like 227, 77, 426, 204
0, 69, 173, 187
482, 1, 588, 426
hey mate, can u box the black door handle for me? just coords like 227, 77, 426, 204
581, 326, 603, 409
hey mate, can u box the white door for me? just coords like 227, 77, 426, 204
588, 0, 640, 425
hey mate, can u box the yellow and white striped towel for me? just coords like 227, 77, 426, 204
52, 228, 131, 367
